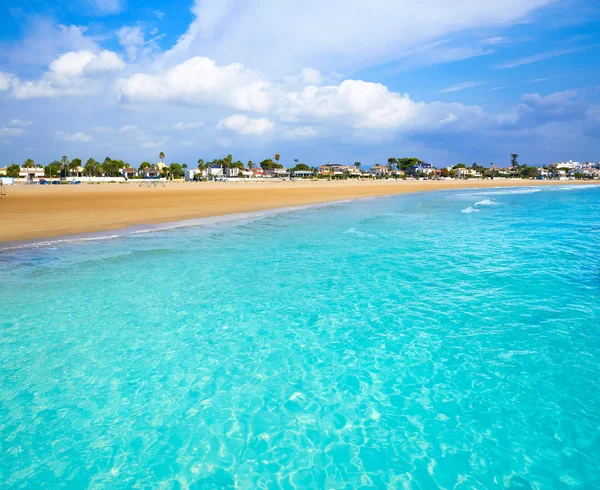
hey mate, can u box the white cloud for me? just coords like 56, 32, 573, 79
0, 127, 26, 137
440, 81, 485, 93
167, 0, 553, 73
483, 36, 511, 45
87, 0, 123, 14
495, 46, 592, 69
117, 56, 272, 112
217, 114, 274, 135
11, 49, 125, 99
117, 27, 145, 61
0, 72, 15, 91
119, 125, 139, 132
301, 68, 322, 85
154, 10, 165, 20
284, 126, 317, 139
173, 121, 205, 130
55, 131, 93, 142
8, 119, 33, 127
277, 79, 490, 131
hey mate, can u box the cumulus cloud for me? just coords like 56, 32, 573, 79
277, 80, 490, 131
217, 115, 274, 135
55, 131, 93, 142
117, 56, 272, 112
11, 49, 125, 99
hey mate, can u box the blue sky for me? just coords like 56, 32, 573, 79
0, 0, 599, 168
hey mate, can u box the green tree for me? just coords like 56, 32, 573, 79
397, 157, 423, 171
101, 157, 125, 177
197, 159, 205, 170
440, 167, 450, 178
139, 161, 152, 171
292, 163, 310, 172
522, 166, 537, 179
45, 161, 61, 178
387, 158, 398, 170
354, 161, 361, 169
453, 163, 466, 169
260, 159, 281, 170
6, 164, 20, 178
274, 153, 281, 166
60, 155, 69, 178
69, 158, 82, 171
169, 163, 184, 179
510, 153, 519, 168
247, 161, 254, 170
85, 158, 100, 176
23, 158, 35, 168
159, 151, 165, 164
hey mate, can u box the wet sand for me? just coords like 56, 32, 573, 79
0, 179, 597, 244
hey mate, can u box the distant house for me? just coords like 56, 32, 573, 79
412, 163, 435, 175
239, 169, 253, 178
293, 169, 314, 178
225, 167, 239, 178
537, 167, 549, 179
207, 164, 224, 177
252, 168, 265, 177
184, 169, 201, 181
265, 168, 288, 178
142, 168, 160, 178
368, 165, 390, 177
121, 167, 137, 179
455, 167, 480, 179
20, 167, 45, 181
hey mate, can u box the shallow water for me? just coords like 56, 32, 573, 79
1, 186, 599, 488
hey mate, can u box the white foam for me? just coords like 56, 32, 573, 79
461, 207, 479, 214
474, 199, 498, 206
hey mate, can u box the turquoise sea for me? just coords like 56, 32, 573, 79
1, 185, 600, 489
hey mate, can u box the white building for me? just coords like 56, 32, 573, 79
225, 167, 240, 178
368, 165, 390, 177
455, 167, 481, 179
207, 165, 224, 177
19, 167, 45, 181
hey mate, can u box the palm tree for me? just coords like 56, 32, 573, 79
24, 158, 35, 168
274, 153, 280, 166
159, 152, 165, 166
354, 161, 361, 169
247, 161, 254, 170
60, 155, 69, 179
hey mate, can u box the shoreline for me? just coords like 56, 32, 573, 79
1, 179, 598, 246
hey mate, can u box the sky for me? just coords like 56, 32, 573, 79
0, 0, 599, 169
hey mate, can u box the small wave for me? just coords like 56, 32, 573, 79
461, 207, 479, 214
0, 234, 121, 252
343, 228, 376, 238
474, 199, 498, 206
475, 188, 542, 196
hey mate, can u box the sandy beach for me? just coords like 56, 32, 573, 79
0, 179, 597, 244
